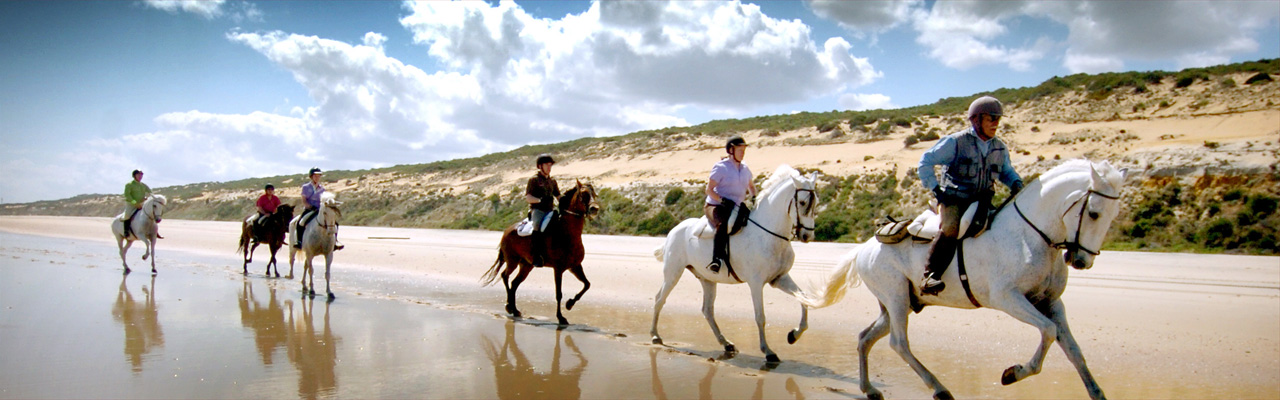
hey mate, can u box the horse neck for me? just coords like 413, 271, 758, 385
753, 181, 795, 233
313, 207, 336, 232
558, 212, 585, 238
1003, 174, 1089, 246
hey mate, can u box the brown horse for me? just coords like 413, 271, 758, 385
482, 181, 599, 325
238, 204, 295, 278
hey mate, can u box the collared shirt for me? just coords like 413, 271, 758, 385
124, 180, 151, 208
525, 172, 560, 212
706, 157, 753, 205
256, 194, 281, 214
918, 127, 1020, 192
302, 182, 324, 210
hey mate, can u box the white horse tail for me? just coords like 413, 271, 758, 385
653, 245, 665, 262
799, 249, 862, 309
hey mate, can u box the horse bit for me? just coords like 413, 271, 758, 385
1014, 187, 1120, 256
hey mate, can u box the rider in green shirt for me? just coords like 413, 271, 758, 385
122, 170, 156, 238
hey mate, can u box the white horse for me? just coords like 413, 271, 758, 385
288, 192, 342, 300
801, 160, 1128, 400
650, 165, 819, 363
110, 194, 167, 275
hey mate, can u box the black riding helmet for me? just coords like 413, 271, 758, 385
725, 135, 747, 153
536, 153, 556, 166
308, 167, 322, 176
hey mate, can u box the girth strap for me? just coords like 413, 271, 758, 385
956, 242, 983, 308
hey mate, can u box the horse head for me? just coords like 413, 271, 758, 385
1060, 161, 1128, 270
560, 180, 599, 218
146, 194, 167, 223
319, 192, 342, 227
792, 171, 820, 243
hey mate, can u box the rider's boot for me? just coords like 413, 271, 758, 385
709, 222, 728, 273
530, 231, 544, 267
333, 223, 344, 251
920, 236, 958, 295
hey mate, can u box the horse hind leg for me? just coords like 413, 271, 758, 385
1043, 299, 1106, 400
564, 264, 590, 311
858, 304, 892, 400
554, 268, 568, 325
698, 278, 736, 355
118, 238, 132, 275
505, 264, 534, 318
883, 297, 952, 400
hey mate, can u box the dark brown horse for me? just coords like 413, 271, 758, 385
482, 181, 599, 325
238, 204, 296, 278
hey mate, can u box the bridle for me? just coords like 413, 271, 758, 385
1014, 187, 1120, 256
317, 203, 340, 230
749, 185, 816, 241
559, 185, 597, 218
143, 197, 163, 222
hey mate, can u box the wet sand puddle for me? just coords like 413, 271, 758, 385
2, 229, 1277, 399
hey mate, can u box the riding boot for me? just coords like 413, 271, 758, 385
123, 208, 139, 238
921, 236, 959, 295
333, 223, 344, 251
709, 222, 728, 273
530, 231, 544, 267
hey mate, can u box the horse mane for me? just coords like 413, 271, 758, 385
759, 164, 799, 198
1039, 159, 1123, 192
320, 191, 337, 206
150, 194, 167, 205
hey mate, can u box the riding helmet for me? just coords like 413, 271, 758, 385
967, 96, 1003, 120
725, 135, 748, 152
308, 167, 322, 176
536, 154, 556, 166
265, 184, 275, 190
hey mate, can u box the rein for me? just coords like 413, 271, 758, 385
747, 187, 815, 242
1014, 188, 1119, 256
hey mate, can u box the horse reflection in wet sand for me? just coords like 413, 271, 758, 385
802, 160, 1128, 400
112, 274, 164, 373
287, 296, 339, 399
482, 181, 600, 325
483, 321, 586, 400
649, 348, 804, 400
238, 280, 290, 366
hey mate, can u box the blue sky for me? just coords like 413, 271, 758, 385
1, 0, 1277, 203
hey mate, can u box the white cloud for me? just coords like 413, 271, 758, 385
807, 0, 920, 35
838, 93, 894, 111
142, 0, 262, 22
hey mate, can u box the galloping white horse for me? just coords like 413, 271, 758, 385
111, 194, 167, 275
801, 160, 1127, 400
288, 192, 342, 300
651, 165, 819, 363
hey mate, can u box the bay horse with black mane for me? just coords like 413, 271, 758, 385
238, 204, 296, 278
482, 181, 599, 325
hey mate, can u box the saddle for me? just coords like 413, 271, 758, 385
515, 210, 556, 237
693, 204, 751, 239
875, 199, 992, 244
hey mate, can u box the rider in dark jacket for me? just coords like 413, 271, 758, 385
917, 96, 1024, 295
525, 154, 560, 267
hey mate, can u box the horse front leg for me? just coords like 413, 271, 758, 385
553, 267, 568, 325
323, 253, 335, 301
301, 255, 314, 298
769, 274, 808, 344
146, 238, 157, 275
118, 238, 132, 275
747, 282, 779, 363
1045, 299, 1106, 400
649, 260, 685, 346
991, 291, 1060, 389
698, 278, 736, 355
564, 263, 590, 311
287, 246, 297, 280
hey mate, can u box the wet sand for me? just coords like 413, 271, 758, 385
1, 216, 1278, 399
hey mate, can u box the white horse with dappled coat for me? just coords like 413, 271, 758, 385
288, 192, 342, 300
650, 165, 819, 363
110, 194, 166, 275
800, 159, 1128, 400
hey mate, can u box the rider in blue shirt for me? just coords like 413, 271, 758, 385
917, 96, 1024, 295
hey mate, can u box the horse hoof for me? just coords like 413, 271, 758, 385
867, 391, 884, 400
652, 337, 664, 345
934, 390, 954, 400
765, 354, 781, 364
1001, 366, 1019, 385
151, 270, 157, 276
566, 299, 577, 310
724, 344, 737, 354
787, 330, 799, 345
327, 293, 336, 301
123, 268, 131, 275
557, 316, 569, 326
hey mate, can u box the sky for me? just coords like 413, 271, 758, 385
1, 0, 1277, 203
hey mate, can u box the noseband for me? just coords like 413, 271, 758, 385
1015, 188, 1119, 256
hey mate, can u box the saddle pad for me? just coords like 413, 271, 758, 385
515, 212, 554, 237
904, 203, 983, 241
692, 205, 745, 239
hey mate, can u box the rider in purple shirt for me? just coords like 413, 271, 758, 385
295, 168, 342, 250
704, 136, 757, 273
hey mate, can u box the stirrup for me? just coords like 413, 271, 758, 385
920, 275, 945, 295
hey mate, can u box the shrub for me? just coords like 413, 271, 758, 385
663, 187, 685, 206
1245, 72, 1273, 85
636, 210, 678, 236
817, 120, 840, 133
1200, 218, 1235, 248
904, 136, 920, 147
1223, 188, 1246, 201
1204, 141, 1220, 149
1220, 78, 1236, 88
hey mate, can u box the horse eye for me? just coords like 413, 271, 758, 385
1088, 211, 1099, 220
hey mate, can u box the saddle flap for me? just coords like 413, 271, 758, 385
694, 204, 749, 239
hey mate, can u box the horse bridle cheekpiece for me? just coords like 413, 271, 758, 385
1015, 187, 1120, 257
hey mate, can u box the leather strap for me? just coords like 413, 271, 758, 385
956, 242, 983, 308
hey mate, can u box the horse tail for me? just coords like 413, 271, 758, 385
237, 221, 250, 256
798, 248, 862, 309
480, 248, 505, 287
653, 245, 665, 262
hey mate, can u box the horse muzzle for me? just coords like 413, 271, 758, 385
1064, 249, 1093, 270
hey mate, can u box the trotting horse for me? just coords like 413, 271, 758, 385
111, 194, 167, 275
800, 159, 1128, 400
481, 181, 599, 325
238, 204, 295, 278
650, 165, 819, 363
288, 192, 342, 300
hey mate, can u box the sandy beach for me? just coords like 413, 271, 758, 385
1, 216, 1277, 399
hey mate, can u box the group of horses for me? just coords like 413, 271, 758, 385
110, 160, 1127, 400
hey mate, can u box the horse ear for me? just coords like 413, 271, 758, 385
576, 179, 582, 188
